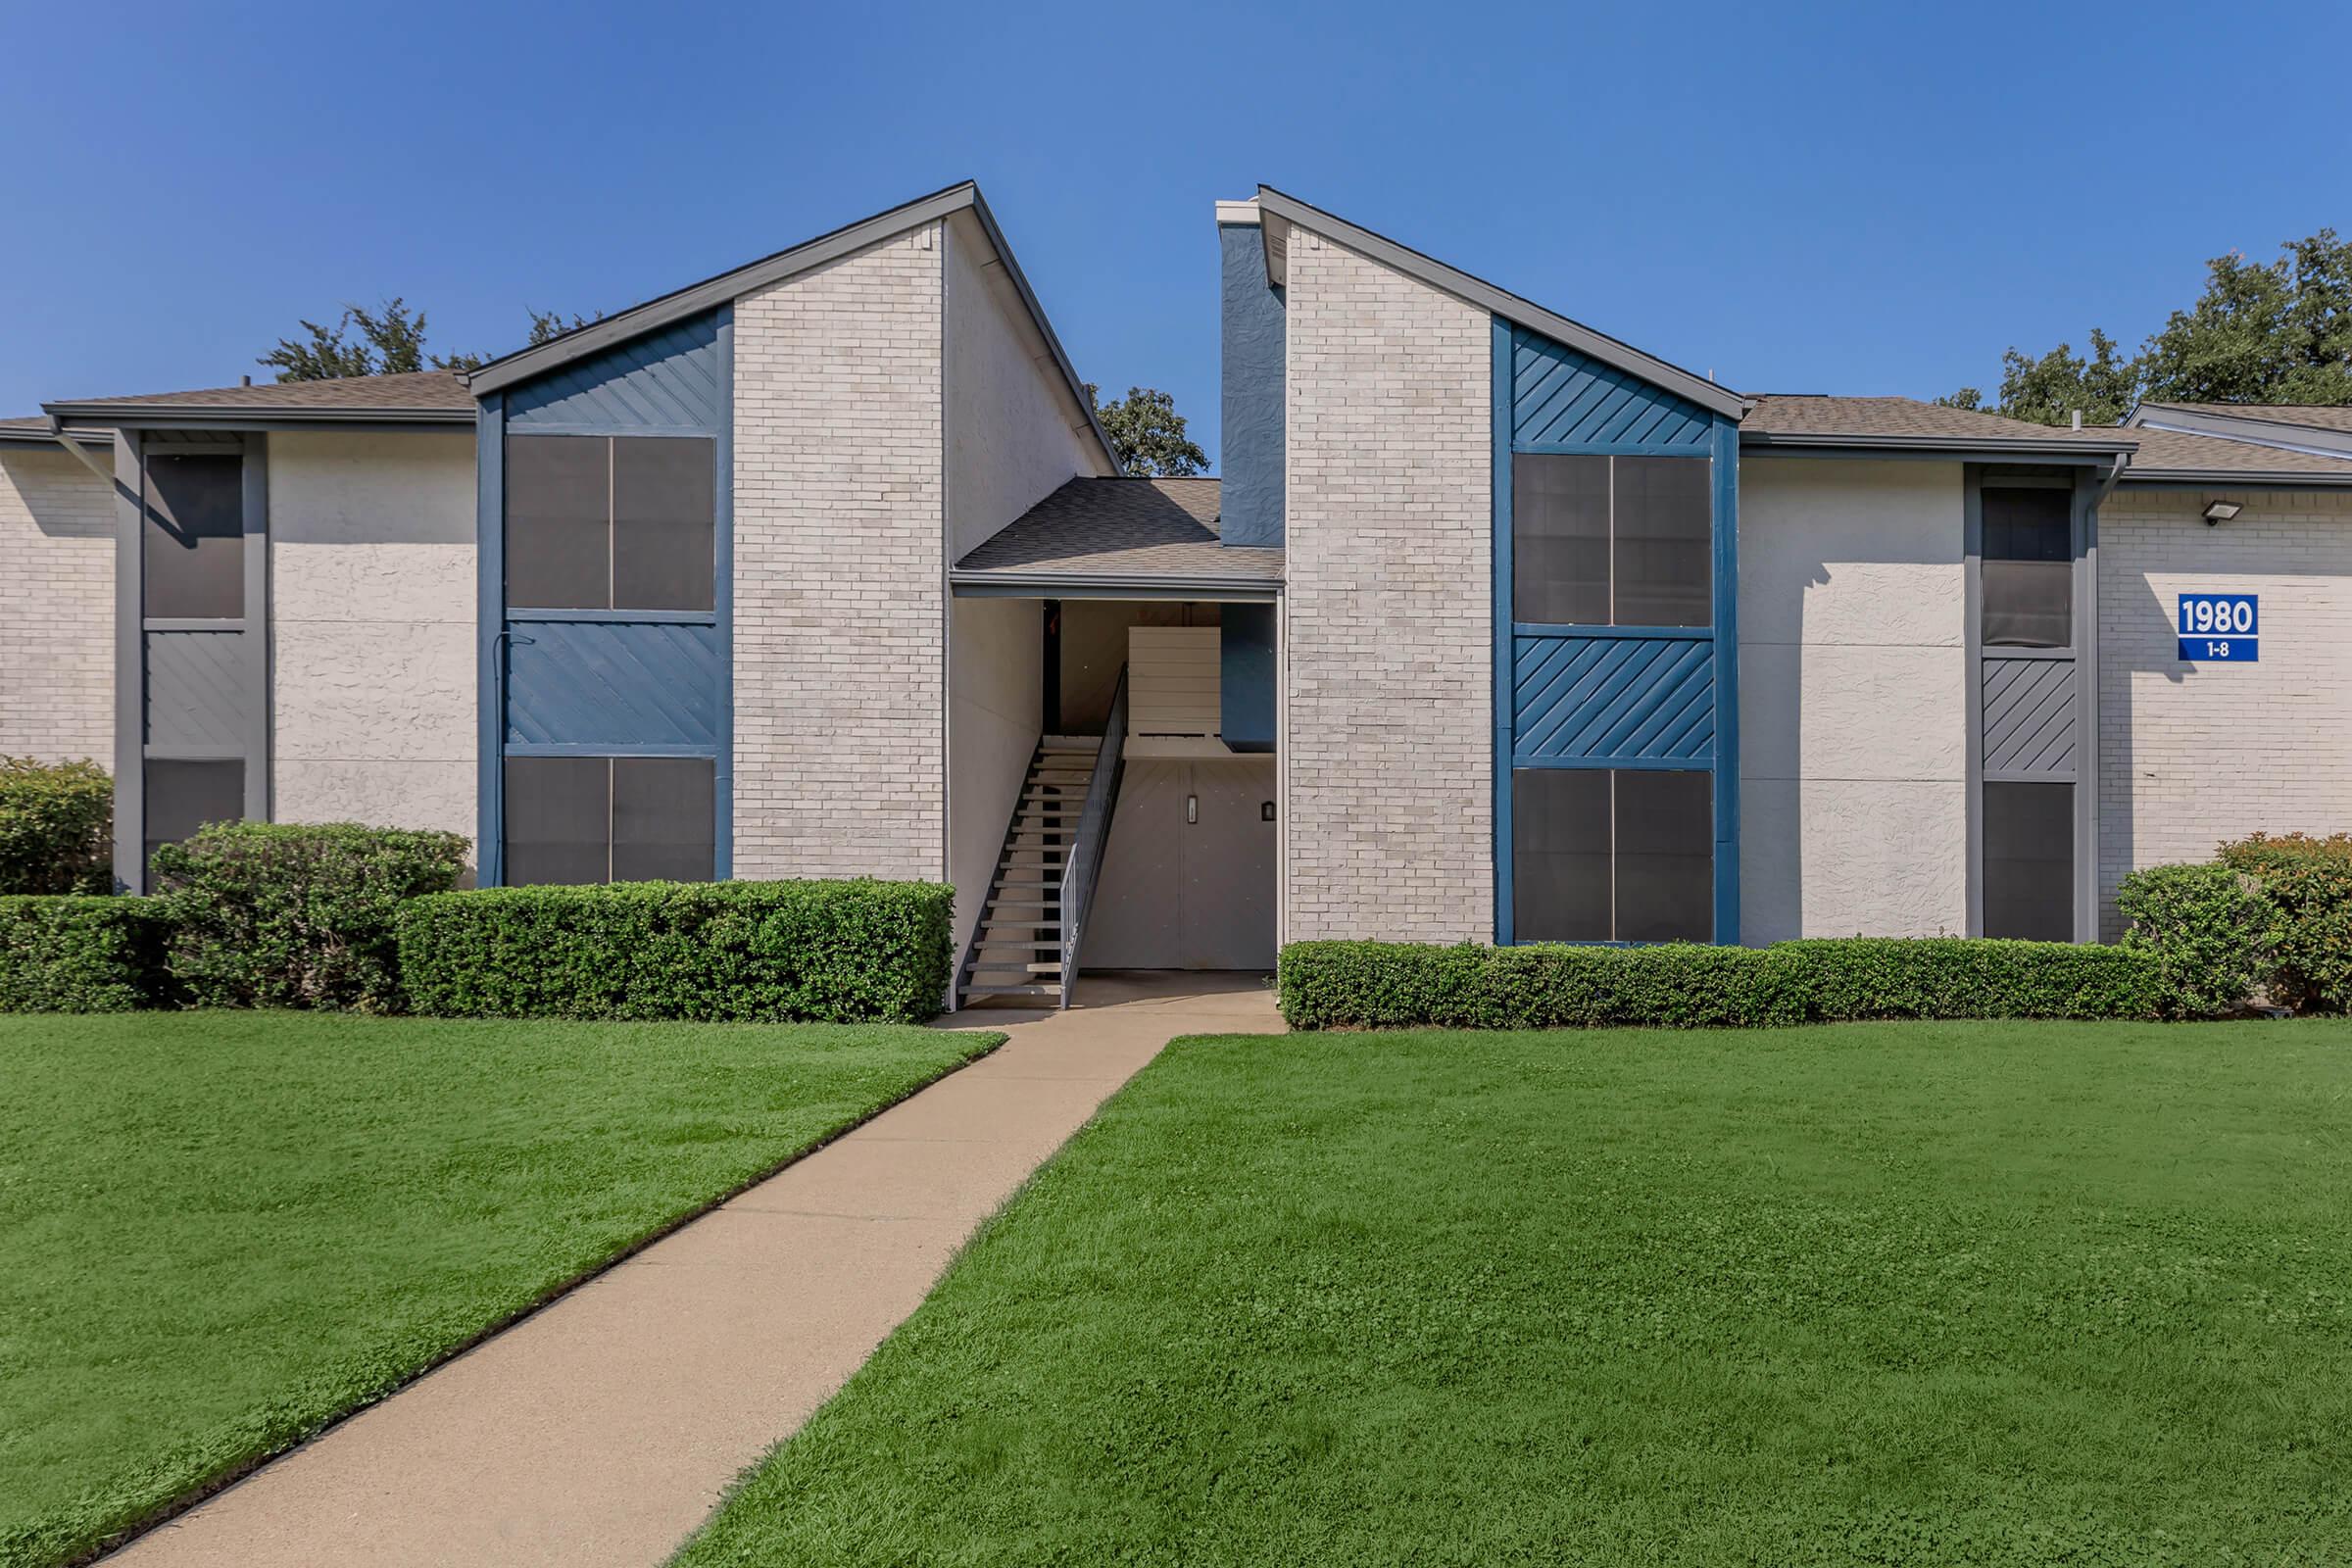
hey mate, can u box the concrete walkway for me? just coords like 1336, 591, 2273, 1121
111, 971, 1281, 1568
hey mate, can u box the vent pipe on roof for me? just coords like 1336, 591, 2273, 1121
2071, 409, 2082, 430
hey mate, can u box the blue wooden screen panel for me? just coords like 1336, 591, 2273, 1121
504, 620, 722, 751
505, 316, 723, 434
1511, 326, 1714, 451
1513, 633, 1714, 762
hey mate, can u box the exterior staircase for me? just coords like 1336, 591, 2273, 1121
956, 739, 1103, 1004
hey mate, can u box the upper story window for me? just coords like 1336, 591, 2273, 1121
506, 434, 715, 612
143, 453, 244, 619
1513, 454, 1709, 627
1982, 486, 2072, 649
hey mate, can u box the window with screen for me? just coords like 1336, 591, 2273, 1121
504, 756, 714, 884
1513, 767, 1711, 942
1513, 453, 1710, 627
506, 434, 715, 612
1982, 487, 2072, 648
1984, 780, 2073, 940
144, 758, 243, 868
144, 453, 244, 619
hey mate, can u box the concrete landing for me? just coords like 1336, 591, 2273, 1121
109, 971, 1281, 1568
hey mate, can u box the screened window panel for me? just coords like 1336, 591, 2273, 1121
144, 758, 243, 868
1512, 767, 1611, 941
1613, 769, 1713, 941
1984, 781, 2074, 941
611, 758, 714, 882
504, 757, 611, 885
1982, 487, 2072, 648
1610, 457, 1711, 627
612, 437, 716, 612
143, 454, 244, 619
1512, 454, 1609, 625
506, 435, 611, 610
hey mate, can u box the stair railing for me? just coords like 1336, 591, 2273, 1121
1056, 664, 1128, 1008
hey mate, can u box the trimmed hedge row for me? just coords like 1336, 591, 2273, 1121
396, 879, 956, 1024
1276, 938, 2167, 1031
0, 896, 171, 1011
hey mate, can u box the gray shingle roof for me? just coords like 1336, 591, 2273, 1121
1742, 395, 2132, 448
955, 478, 1282, 586
2115, 423, 2352, 481
44, 369, 473, 419
2141, 402, 2352, 435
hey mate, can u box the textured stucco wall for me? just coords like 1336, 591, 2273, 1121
733, 224, 946, 881
942, 212, 1104, 564
947, 594, 1040, 959
1739, 459, 1968, 941
2097, 488, 2352, 935
0, 447, 113, 763
1282, 225, 1493, 942
269, 431, 476, 842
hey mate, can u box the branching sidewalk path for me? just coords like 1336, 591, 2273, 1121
110, 971, 1282, 1568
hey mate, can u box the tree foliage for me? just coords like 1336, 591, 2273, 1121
1940, 229, 2352, 424
1087, 384, 1208, 477
261, 302, 602, 382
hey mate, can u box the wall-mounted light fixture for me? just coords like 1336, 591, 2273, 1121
2204, 500, 2242, 526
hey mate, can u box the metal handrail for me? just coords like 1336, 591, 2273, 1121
1056, 665, 1128, 1008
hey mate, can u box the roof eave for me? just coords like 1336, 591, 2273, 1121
1740, 430, 2135, 460
36, 403, 471, 429
950, 568, 1283, 601
462, 182, 1118, 473
1252, 185, 1748, 422
2116, 469, 2352, 489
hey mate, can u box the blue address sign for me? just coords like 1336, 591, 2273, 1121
2179, 593, 2258, 662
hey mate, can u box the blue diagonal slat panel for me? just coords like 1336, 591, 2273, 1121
1513, 634, 1714, 763
506, 620, 721, 748
1511, 327, 1713, 450
505, 314, 723, 432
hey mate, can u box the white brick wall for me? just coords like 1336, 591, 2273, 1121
270, 431, 477, 843
732, 225, 946, 881
0, 447, 113, 764
1282, 226, 1494, 942
2097, 487, 2352, 935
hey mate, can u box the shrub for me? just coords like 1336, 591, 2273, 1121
2220, 832, 2352, 1013
396, 878, 956, 1025
149, 822, 470, 1010
2116, 861, 2276, 1017
0, 758, 113, 895
1277, 937, 2165, 1030
1774, 938, 2164, 1022
0, 896, 171, 1011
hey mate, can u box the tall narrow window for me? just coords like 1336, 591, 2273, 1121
1982, 487, 2072, 648
143, 454, 244, 619
1513, 453, 1709, 627
144, 759, 243, 868
1984, 780, 2073, 940
1513, 767, 1711, 942
506, 434, 716, 612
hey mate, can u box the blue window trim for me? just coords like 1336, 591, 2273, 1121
506, 607, 719, 625
476, 392, 507, 886
1511, 440, 1713, 458
503, 743, 718, 760
1493, 322, 1741, 948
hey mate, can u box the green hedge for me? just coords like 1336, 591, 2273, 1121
0, 758, 113, 895
1277, 937, 2166, 1031
0, 896, 171, 1011
150, 822, 470, 1011
395, 879, 956, 1024
2220, 833, 2352, 1014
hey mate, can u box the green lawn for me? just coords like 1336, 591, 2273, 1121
679, 1021, 2352, 1568
0, 1011, 998, 1568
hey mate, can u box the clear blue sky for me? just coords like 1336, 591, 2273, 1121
6, 0, 2347, 461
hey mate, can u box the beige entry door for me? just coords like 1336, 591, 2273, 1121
1081, 759, 1277, 970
